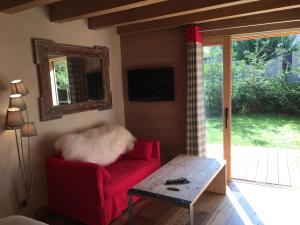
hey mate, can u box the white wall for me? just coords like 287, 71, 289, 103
0, 7, 124, 216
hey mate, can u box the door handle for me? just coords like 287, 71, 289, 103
225, 108, 229, 129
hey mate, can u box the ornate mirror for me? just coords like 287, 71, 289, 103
33, 39, 112, 121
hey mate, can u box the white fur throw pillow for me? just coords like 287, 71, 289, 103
54, 125, 136, 166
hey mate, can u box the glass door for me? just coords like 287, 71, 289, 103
203, 45, 224, 159
231, 35, 300, 187
203, 37, 232, 180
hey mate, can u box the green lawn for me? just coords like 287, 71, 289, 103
206, 113, 300, 149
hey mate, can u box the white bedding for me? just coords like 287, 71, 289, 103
0, 216, 47, 225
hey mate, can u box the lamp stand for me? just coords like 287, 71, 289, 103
23, 137, 33, 198
14, 128, 31, 200
21, 109, 33, 200
7, 79, 35, 212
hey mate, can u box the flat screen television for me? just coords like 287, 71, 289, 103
127, 67, 175, 101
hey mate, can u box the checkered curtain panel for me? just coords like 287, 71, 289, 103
186, 25, 206, 156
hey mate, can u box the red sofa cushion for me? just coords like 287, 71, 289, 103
104, 159, 158, 197
124, 139, 153, 160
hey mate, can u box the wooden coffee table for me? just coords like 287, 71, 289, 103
128, 154, 226, 225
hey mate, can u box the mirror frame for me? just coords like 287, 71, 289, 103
33, 39, 112, 121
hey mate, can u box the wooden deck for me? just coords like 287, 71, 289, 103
207, 144, 300, 187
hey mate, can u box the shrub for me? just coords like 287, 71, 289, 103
204, 37, 300, 116
232, 74, 300, 114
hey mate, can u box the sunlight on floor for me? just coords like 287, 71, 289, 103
227, 186, 253, 225
230, 181, 300, 225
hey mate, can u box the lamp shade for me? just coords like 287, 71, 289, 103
9, 94, 27, 111
5, 107, 25, 129
10, 79, 29, 96
21, 122, 38, 137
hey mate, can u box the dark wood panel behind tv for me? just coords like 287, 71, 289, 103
121, 27, 187, 164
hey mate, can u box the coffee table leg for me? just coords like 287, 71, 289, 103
189, 204, 194, 225
128, 193, 133, 225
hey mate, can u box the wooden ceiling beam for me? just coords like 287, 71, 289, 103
200, 8, 300, 32
117, 0, 300, 35
88, 0, 259, 30
202, 21, 300, 38
0, 0, 59, 14
50, 0, 167, 23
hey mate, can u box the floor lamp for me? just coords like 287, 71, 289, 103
5, 80, 37, 208
5, 108, 28, 194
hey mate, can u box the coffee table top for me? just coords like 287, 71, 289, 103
129, 154, 226, 206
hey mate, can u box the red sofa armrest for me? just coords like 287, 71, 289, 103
47, 157, 107, 217
151, 140, 161, 165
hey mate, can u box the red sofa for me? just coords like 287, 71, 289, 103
47, 139, 160, 225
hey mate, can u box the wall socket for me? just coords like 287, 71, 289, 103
19, 199, 28, 209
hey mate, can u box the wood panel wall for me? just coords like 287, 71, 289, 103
120, 28, 187, 164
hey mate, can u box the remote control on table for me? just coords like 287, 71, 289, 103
167, 187, 180, 191
164, 177, 190, 185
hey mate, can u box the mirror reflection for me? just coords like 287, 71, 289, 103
48, 55, 104, 106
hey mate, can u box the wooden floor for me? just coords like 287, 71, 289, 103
207, 144, 300, 187
42, 181, 300, 225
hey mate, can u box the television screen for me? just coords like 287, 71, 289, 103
127, 67, 175, 101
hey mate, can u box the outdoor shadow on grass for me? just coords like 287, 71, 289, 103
231, 113, 300, 148
237, 122, 271, 146
231, 119, 269, 146
207, 112, 300, 148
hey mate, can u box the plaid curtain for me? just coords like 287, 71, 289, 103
186, 25, 206, 156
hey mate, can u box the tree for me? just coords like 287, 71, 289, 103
232, 40, 270, 112
232, 35, 300, 114
276, 36, 298, 82
204, 46, 223, 116
53, 60, 69, 90
204, 35, 300, 115
233, 35, 298, 73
